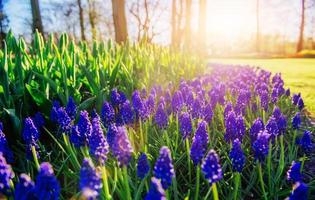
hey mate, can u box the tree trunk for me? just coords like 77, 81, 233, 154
77, 0, 86, 40
184, 0, 192, 50
296, 0, 305, 53
88, 0, 97, 41
111, 0, 128, 44
256, 0, 260, 53
171, 0, 177, 48
198, 0, 207, 55
30, 0, 44, 35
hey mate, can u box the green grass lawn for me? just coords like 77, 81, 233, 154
209, 58, 315, 117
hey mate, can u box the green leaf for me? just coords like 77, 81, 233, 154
25, 84, 49, 106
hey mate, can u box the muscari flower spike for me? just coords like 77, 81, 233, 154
250, 118, 264, 142
119, 100, 134, 125
50, 100, 60, 122
14, 173, 36, 200
277, 114, 287, 134
0, 153, 14, 195
22, 117, 40, 145
145, 177, 166, 200
292, 112, 301, 130
229, 139, 246, 172
292, 93, 301, 105
153, 146, 175, 190
260, 90, 269, 111
0, 123, 14, 163
101, 101, 115, 128
224, 111, 237, 143
190, 121, 209, 165
33, 112, 45, 130
171, 90, 184, 113
298, 98, 304, 110
34, 162, 60, 200
89, 114, 109, 164
110, 88, 126, 107
80, 158, 102, 196
289, 181, 308, 200
107, 125, 134, 167
179, 112, 193, 139
203, 103, 213, 123
201, 149, 223, 185
56, 107, 72, 133
146, 94, 156, 115
252, 130, 271, 162
296, 130, 312, 152
154, 103, 168, 129
132, 90, 149, 120
66, 96, 77, 120
70, 111, 92, 148
285, 88, 290, 96
266, 116, 279, 139
137, 153, 150, 179
287, 161, 301, 183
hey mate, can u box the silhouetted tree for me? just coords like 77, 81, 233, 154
112, 0, 128, 43
76, 0, 86, 40
296, 0, 305, 52
30, 0, 44, 35
0, 0, 9, 44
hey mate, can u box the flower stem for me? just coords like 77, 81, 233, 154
212, 183, 219, 200
258, 163, 267, 200
194, 165, 201, 200
123, 166, 132, 200
233, 173, 241, 200
185, 138, 192, 183
267, 140, 272, 192
31, 145, 40, 170
101, 166, 112, 200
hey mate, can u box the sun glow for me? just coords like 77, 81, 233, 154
205, 0, 256, 42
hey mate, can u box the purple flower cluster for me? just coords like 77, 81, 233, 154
229, 139, 245, 172
79, 158, 102, 197
252, 130, 271, 162
201, 149, 223, 185
107, 125, 133, 167
89, 114, 109, 164
137, 153, 150, 179
190, 121, 209, 165
70, 111, 92, 147
0, 153, 14, 195
0, 123, 13, 163
35, 162, 60, 200
153, 146, 175, 189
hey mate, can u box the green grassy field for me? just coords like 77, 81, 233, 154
209, 58, 315, 117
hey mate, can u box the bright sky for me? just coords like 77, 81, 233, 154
4, 0, 315, 44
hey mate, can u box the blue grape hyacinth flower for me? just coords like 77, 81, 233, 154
66, 96, 77, 120
34, 162, 60, 200
0, 153, 14, 195
179, 112, 192, 139
201, 149, 223, 185
14, 173, 36, 200
250, 118, 264, 142
289, 181, 308, 200
101, 101, 115, 128
145, 177, 166, 200
229, 139, 245, 172
137, 153, 150, 179
50, 100, 60, 122
153, 146, 175, 190
154, 103, 168, 129
119, 100, 134, 125
296, 130, 312, 152
89, 114, 109, 164
0, 123, 14, 163
292, 112, 301, 130
252, 130, 271, 162
190, 121, 209, 165
22, 117, 40, 145
80, 158, 102, 197
287, 161, 301, 183
56, 107, 72, 133
107, 125, 134, 167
